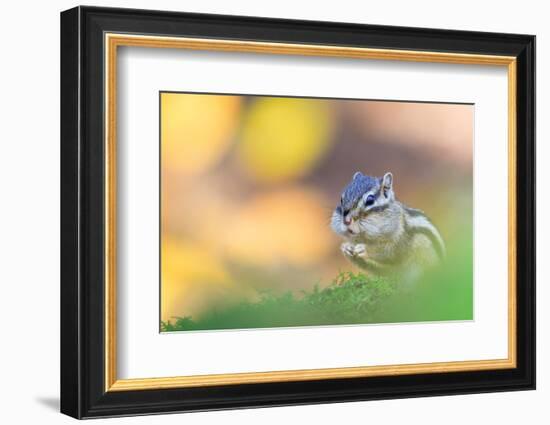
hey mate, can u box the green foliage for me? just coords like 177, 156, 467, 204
161, 233, 473, 333
161, 272, 398, 332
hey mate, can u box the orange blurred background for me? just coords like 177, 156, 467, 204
160, 92, 473, 322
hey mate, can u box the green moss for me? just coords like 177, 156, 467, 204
161, 272, 398, 332
161, 233, 473, 332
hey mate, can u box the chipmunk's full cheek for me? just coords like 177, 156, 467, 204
330, 210, 348, 236
346, 219, 361, 235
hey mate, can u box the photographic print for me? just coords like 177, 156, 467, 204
160, 92, 474, 332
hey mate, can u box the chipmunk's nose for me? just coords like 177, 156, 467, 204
344, 216, 352, 226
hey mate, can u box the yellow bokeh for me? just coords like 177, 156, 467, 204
239, 98, 332, 183
223, 188, 334, 266
161, 93, 241, 174
162, 238, 233, 321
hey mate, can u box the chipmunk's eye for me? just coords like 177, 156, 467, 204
365, 194, 375, 206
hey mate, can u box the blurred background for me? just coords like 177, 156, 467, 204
160, 92, 473, 324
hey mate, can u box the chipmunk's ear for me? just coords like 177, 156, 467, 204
353, 171, 363, 180
382, 172, 393, 193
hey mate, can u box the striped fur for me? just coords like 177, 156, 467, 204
331, 171, 445, 278
404, 207, 446, 260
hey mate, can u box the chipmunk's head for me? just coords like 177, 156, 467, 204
331, 171, 395, 237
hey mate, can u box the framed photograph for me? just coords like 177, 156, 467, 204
60, 6, 535, 419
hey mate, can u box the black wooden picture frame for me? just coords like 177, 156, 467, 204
61, 5, 535, 419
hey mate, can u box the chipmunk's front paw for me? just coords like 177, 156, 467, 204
341, 242, 367, 258
341, 242, 356, 257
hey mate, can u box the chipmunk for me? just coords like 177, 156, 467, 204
331, 171, 445, 279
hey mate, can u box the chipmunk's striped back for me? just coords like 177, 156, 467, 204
404, 206, 446, 260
